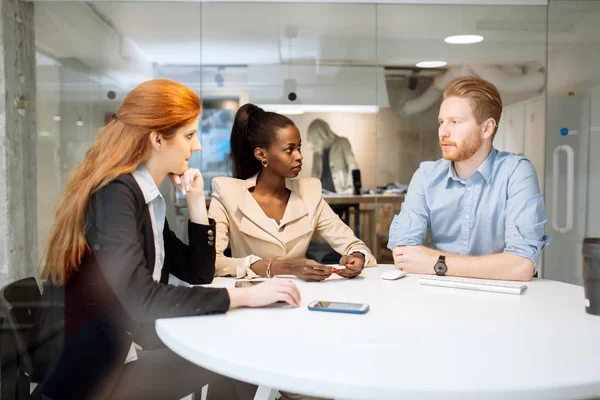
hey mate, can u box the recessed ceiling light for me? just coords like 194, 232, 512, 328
52, 115, 61, 122
444, 35, 484, 44
416, 61, 447, 68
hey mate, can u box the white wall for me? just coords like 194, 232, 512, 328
496, 95, 546, 194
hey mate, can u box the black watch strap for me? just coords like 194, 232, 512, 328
434, 255, 447, 276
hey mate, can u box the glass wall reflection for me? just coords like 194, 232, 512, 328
35, 1, 600, 280
543, 0, 600, 284
374, 4, 547, 262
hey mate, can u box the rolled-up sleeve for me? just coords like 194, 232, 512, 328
503, 160, 551, 272
387, 167, 430, 249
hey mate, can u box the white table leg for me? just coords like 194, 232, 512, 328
253, 385, 279, 400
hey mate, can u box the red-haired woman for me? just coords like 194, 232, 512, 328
39, 80, 300, 400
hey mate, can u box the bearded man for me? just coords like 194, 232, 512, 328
387, 76, 550, 282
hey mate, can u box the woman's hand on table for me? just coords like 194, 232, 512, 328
284, 259, 333, 282
337, 252, 365, 279
227, 279, 301, 309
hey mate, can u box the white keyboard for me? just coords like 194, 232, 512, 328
419, 275, 527, 295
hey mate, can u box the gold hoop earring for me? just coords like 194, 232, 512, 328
261, 159, 269, 168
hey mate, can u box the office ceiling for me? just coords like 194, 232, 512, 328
34, 1, 600, 93
88, 2, 553, 66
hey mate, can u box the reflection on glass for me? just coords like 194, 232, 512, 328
195, 102, 237, 192
307, 118, 359, 194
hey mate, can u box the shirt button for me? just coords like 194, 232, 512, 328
208, 241, 214, 246
207, 230, 214, 235
462, 241, 467, 246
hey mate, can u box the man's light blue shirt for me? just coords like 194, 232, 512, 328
387, 148, 551, 272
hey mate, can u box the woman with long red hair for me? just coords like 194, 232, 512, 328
40, 79, 300, 400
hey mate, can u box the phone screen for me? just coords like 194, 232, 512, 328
313, 301, 365, 311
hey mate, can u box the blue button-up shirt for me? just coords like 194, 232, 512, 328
387, 148, 550, 272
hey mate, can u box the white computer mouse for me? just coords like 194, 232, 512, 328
381, 269, 407, 280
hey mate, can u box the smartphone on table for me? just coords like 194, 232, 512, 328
307, 300, 369, 314
234, 280, 265, 288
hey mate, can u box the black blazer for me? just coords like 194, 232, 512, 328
42, 174, 229, 400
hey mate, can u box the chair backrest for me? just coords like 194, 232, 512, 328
1, 277, 41, 375
32, 280, 65, 383
1, 277, 41, 400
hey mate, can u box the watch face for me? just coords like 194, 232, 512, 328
434, 261, 447, 275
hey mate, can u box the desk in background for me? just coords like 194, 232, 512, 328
322, 194, 404, 260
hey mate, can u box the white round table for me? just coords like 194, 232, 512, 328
156, 265, 600, 400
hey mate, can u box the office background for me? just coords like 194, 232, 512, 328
1, 0, 596, 287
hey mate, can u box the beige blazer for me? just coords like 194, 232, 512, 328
208, 174, 376, 278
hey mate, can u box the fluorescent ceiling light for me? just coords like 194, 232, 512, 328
259, 104, 379, 114
444, 35, 484, 44
416, 61, 447, 68
52, 115, 61, 121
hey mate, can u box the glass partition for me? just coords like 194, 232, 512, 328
375, 3, 547, 262
35, 1, 558, 270
543, 0, 600, 284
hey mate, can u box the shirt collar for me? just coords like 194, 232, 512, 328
446, 147, 497, 185
131, 164, 163, 204
240, 173, 308, 231
477, 147, 497, 184
245, 173, 295, 191
446, 161, 461, 184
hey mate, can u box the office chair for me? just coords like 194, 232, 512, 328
0, 278, 64, 400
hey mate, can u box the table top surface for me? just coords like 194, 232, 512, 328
156, 265, 600, 400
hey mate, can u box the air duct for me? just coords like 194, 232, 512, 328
400, 64, 545, 116
468, 64, 545, 93
400, 66, 465, 116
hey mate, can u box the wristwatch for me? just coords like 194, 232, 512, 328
434, 255, 447, 276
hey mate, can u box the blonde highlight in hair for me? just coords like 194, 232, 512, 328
41, 79, 201, 284
443, 76, 503, 138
